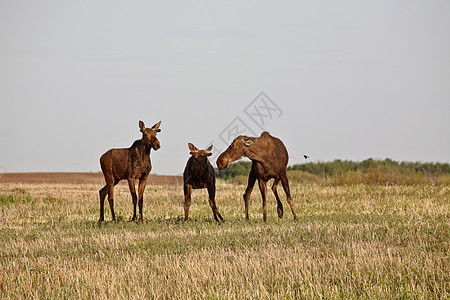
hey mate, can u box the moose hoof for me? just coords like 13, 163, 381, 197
277, 208, 284, 218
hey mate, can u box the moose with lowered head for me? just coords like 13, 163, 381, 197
217, 132, 297, 222
99, 120, 161, 222
183, 143, 224, 222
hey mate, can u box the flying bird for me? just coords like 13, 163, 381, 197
303, 155, 309, 159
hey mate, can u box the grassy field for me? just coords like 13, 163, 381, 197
0, 181, 448, 299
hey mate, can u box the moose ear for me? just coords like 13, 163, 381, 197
151, 121, 162, 132
139, 120, 145, 132
242, 138, 254, 147
205, 145, 213, 156
188, 143, 198, 152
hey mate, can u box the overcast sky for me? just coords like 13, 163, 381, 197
1, 1, 449, 175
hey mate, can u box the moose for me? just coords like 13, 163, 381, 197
99, 120, 161, 222
216, 132, 297, 222
183, 143, 224, 222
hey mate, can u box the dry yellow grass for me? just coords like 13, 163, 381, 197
1, 182, 449, 299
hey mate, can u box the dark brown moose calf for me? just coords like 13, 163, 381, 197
99, 120, 161, 221
217, 132, 297, 222
183, 143, 224, 222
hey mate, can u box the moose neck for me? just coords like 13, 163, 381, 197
137, 139, 152, 156
243, 137, 271, 165
143, 141, 152, 155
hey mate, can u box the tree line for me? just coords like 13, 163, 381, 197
216, 159, 450, 185
287, 158, 450, 176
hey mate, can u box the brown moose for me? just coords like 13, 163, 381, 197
183, 143, 224, 222
216, 132, 297, 222
99, 120, 161, 221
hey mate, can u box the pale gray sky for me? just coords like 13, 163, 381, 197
1, 1, 449, 175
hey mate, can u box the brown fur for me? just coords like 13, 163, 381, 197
99, 120, 161, 221
217, 132, 297, 222
183, 143, 223, 222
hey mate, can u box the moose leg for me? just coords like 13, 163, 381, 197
137, 178, 147, 220
184, 184, 192, 221
207, 184, 224, 222
281, 175, 297, 221
128, 178, 138, 221
243, 168, 257, 220
272, 179, 284, 219
258, 179, 268, 222
99, 185, 108, 222
107, 182, 116, 221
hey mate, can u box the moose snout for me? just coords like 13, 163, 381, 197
216, 158, 228, 170
152, 140, 161, 150
195, 165, 204, 178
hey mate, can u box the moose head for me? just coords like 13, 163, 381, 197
139, 120, 161, 151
